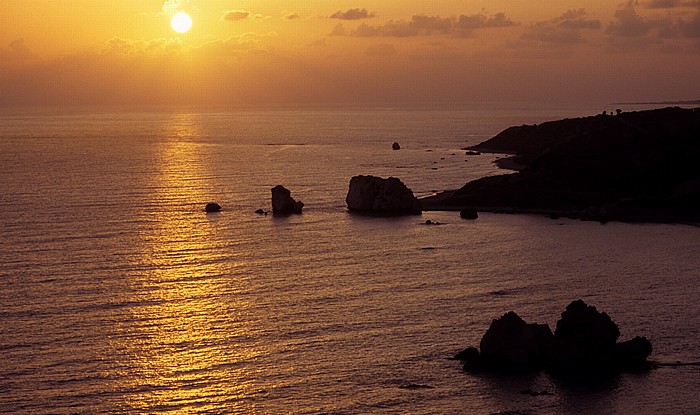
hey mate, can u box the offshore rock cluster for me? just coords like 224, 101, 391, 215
455, 300, 652, 374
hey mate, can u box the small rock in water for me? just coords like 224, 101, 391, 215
392, 142, 401, 150
205, 202, 222, 213
255, 209, 268, 215
460, 207, 478, 219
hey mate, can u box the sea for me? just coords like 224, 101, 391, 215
1, 103, 699, 414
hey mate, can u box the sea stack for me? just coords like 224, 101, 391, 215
454, 300, 653, 374
346, 175, 422, 215
271, 185, 304, 214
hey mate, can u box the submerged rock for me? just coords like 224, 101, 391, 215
346, 175, 422, 215
271, 185, 304, 214
205, 202, 222, 213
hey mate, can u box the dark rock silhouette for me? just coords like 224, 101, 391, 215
255, 209, 268, 215
271, 185, 304, 214
549, 300, 620, 371
460, 207, 478, 219
480, 311, 554, 372
346, 175, 422, 215
455, 300, 652, 374
422, 107, 700, 224
392, 142, 401, 150
205, 202, 222, 213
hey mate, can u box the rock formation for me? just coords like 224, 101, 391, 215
479, 311, 553, 372
271, 185, 304, 214
205, 202, 222, 213
346, 175, 422, 215
454, 300, 652, 374
392, 142, 401, 150
549, 299, 620, 371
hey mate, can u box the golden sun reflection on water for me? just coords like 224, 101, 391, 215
114, 114, 266, 413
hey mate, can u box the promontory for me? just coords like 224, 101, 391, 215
421, 107, 700, 224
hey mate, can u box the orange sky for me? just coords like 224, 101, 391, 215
1, 1, 699, 107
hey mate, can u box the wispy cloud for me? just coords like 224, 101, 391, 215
332, 13, 515, 37
223, 10, 250, 22
330, 8, 375, 20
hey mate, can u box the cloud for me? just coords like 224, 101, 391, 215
606, 2, 700, 39
456, 13, 516, 29
330, 8, 375, 20
330, 24, 346, 36
161, 0, 187, 15
674, 12, 700, 37
554, 9, 602, 29
365, 43, 397, 56
333, 13, 515, 37
104, 37, 184, 56
647, 0, 683, 7
645, 0, 700, 8
223, 10, 251, 21
285, 13, 301, 20
520, 9, 600, 45
607, 3, 661, 37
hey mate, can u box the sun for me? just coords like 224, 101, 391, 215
171, 12, 192, 33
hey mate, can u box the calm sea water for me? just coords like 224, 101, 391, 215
1, 105, 699, 414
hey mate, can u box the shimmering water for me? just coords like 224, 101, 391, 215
1, 106, 699, 414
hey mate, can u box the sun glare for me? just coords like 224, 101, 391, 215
171, 12, 192, 34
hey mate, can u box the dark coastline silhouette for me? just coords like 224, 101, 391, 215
422, 107, 700, 224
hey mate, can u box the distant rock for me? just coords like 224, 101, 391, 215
255, 209, 268, 215
460, 207, 478, 219
455, 300, 653, 374
271, 185, 304, 214
392, 142, 401, 150
346, 175, 422, 215
205, 202, 222, 213
465, 150, 481, 155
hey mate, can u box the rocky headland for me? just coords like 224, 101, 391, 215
421, 107, 700, 224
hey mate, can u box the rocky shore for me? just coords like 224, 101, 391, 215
421, 107, 700, 225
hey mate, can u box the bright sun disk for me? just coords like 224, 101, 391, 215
171, 12, 192, 33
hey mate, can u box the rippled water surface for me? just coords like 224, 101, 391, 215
1, 107, 699, 414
